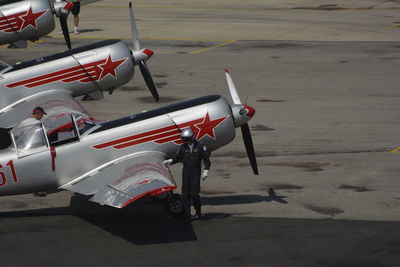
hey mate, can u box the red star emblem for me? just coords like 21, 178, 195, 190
192, 113, 228, 140
19, 7, 47, 31
97, 55, 126, 80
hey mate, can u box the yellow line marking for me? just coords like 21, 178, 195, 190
0, 38, 236, 54
390, 147, 400, 154
188, 40, 237, 54
48, 35, 231, 42
87, 4, 400, 12
0, 48, 61, 52
385, 24, 400, 29
0, 39, 45, 48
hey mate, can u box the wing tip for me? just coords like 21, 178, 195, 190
121, 185, 177, 208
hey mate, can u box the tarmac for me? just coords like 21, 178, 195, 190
0, 0, 400, 266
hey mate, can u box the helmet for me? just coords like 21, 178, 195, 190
181, 128, 194, 141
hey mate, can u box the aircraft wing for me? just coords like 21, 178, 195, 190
0, 90, 92, 133
60, 152, 177, 208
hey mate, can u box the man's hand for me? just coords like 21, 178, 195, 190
202, 169, 209, 180
163, 159, 173, 165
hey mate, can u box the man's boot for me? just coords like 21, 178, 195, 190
194, 207, 202, 219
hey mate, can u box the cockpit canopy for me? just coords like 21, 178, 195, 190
0, 60, 10, 73
11, 123, 49, 157
0, 114, 95, 156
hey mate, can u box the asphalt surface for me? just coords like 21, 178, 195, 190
1, 0, 400, 266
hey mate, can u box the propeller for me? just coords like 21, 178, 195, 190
59, 15, 71, 49
53, 0, 73, 49
241, 123, 259, 175
128, 2, 160, 102
225, 69, 259, 175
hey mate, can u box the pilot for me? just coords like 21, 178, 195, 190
164, 128, 210, 221
17, 106, 47, 128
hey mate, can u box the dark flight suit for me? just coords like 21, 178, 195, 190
172, 140, 210, 217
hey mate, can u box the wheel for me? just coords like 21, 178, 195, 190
164, 193, 184, 217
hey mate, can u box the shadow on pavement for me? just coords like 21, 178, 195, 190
0, 195, 201, 245
202, 188, 288, 205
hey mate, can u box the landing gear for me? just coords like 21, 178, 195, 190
164, 193, 184, 217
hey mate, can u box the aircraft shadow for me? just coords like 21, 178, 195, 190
72, 194, 203, 245
74, 28, 104, 34
0, 190, 285, 245
202, 188, 288, 205
0, 195, 200, 245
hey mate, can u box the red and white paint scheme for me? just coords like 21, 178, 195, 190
0, 0, 75, 48
6, 55, 128, 88
0, 3, 159, 134
93, 113, 229, 150
0, 70, 258, 214
0, 6, 47, 33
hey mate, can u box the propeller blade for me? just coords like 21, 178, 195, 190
129, 1, 140, 50
139, 60, 159, 102
225, 69, 241, 104
59, 16, 71, 49
241, 123, 259, 175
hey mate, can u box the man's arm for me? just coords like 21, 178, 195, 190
171, 145, 184, 164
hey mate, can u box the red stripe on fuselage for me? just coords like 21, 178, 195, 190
154, 133, 181, 144
6, 59, 106, 88
93, 124, 178, 149
114, 129, 180, 149
0, 11, 25, 32
93, 118, 204, 150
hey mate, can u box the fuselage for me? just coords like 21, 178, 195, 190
0, 0, 54, 45
0, 39, 134, 108
0, 39, 135, 128
0, 95, 237, 196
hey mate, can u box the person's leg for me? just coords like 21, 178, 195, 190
191, 174, 202, 218
181, 175, 191, 220
74, 14, 79, 33
192, 194, 201, 218
72, 1, 81, 34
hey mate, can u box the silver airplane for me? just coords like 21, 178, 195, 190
0, 70, 258, 215
0, 2, 159, 133
0, 0, 74, 48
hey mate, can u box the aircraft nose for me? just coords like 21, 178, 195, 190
244, 105, 255, 118
143, 49, 154, 60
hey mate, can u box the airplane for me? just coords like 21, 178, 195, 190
0, 2, 159, 133
0, 0, 74, 48
0, 70, 258, 215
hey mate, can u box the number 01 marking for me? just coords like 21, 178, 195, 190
0, 160, 18, 186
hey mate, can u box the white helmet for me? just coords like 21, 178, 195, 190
181, 128, 195, 141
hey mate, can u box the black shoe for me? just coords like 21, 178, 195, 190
195, 210, 202, 219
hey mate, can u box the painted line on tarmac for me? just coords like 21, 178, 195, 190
385, 23, 400, 29
87, 4, 400, 12
0, 39, 44, 48
188, 40, 237, 54
0, 37, 236, 54
48, 35, 231, 42
390, 147, 400, 154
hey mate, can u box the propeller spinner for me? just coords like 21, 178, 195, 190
225, 69, 259, 175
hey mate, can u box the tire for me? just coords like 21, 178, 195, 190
164, 193, 184, 217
